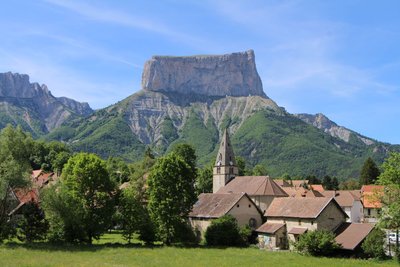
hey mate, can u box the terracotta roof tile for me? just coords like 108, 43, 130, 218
256, 223, 285, 234
265, 197, 345, 219
335, 223, 374, 250
361, 186, 384, 208
310, 184, 324, 192
189, 193, 246, 218
216, 176, 288, 197
294, 188, 324, 198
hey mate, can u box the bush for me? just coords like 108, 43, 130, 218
362, 228, 386, 259
204, 215, 244, 246
294, 230, 341, 256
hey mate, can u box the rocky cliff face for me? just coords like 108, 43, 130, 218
141, 50, 266, 98
295, 113, 375, 145
0, 72, 93, 135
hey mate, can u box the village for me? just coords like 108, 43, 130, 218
189, 129, 390, 254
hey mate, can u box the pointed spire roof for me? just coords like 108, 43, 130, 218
215, 129, 236, 166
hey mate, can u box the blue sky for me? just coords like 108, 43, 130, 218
0, 0, 399, 144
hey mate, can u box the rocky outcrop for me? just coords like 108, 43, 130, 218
142, 50, 266, 98
295, 113, 375, 145
0, 72, 93, 135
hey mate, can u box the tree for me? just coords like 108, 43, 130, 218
252, 164, 268, 176
377, 152, 400, 262
0, 125, 32, 241
339, 179, 360, 190
119, 185, 154, 244
43, 153, 115, 243
170, 143, 197, 175
147, 153, 196, 244
294, 230, 341, 256
322, 175, 333, 190
106, 157, 130, 185
362, 228, 386, 259
196, 164, 213, 194
360, 157, 380, 185
236, 157, 251, 176
17, 202, 49, 242
306, 175, 321, 185
331, 177, 339, 190
204, 215, 243, 246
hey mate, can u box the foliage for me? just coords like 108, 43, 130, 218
147, 153, 196, 244
306, 175, 322, 185
196, 164, 213, 194
0, 125, 32, 241
361, 228, 386, 259
360, 157, 380, 185
43, 153, 116, 243
377, 152, 400, 261
17, 202, 49, 242
236, 156, 252, 176
119, 185, 154, 244
170, 143, 197, 175
322, 175, 339, 190
252, 164, 269, 176
30, 141, 71, 173
106, 157, 130, 185
294, 230, 341, 256
204, 215, 244, 246
339, 179, 360, 190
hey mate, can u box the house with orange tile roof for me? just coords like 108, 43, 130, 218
361, 185, 384, 223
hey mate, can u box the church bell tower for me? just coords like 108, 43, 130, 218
213, 129, 238, 193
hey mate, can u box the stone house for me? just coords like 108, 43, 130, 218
257, 197, 347, 250
322, 190, 363, 223
188, 192, 263, 237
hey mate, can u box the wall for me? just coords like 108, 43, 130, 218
227, 196, 263, 229
316, 202, 346, 231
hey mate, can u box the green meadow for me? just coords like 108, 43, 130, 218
0, 232, 396, 267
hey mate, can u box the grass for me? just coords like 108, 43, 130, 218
0, 232, 397, 267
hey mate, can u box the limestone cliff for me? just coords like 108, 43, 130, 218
142, 50, 266, 98
0, 72, 93, 135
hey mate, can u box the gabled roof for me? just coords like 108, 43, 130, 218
361, 185, 384, 208
216, 176, 288, 197
288, 227, 308, 235
189, 193, 252, 218
265, 197, 347, 219
215, 129, 236, 167
274, 179, 291, 187
256, 223, 285, 234
322, 190, 361, 207
335, 223, 374, 250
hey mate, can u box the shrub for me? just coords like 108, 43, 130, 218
294, 230, 341, 256
362, 228, 386, 259
204, 215, 244, 246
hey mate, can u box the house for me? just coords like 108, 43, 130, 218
361, 185, 384, 223
216, 176, 288, 213
335, 222, 375, 254
257, 197, 347, 250
188, 193, 263, 236
322, 190, 363, 223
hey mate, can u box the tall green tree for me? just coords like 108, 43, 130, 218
119, 185, 154, 244
170, 143, 197, 175
43, 153, 115, 243
322, 175, 332, 190
252, 164, 268, 176
377, 152, 400, 262
360, 157, 380, 185
0, 125, 32, 241
17, 202, 49, 242
147, 153, 196, 244
196, 164, 213, 195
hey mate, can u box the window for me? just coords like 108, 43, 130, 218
248, 204, 251, 208
229, 167, 233, 174
367, 209, 371, 216
236, 204, 240, 208
217, 167, 221, 174
311, 221, 314, 225
298, 219, 301, 225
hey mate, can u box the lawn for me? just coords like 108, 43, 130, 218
0, 232, 397, 267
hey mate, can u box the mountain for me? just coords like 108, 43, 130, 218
0, 72, 93, 137
45, 50, 399, 179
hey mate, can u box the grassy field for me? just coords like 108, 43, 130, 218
0, 232, 397, 267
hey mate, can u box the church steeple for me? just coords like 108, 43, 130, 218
213, 129, 238, 193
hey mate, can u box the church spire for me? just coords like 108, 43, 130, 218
215, 128, 236, 167
213, 128, 238, 193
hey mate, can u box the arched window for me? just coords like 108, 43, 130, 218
249, 218, 257, 228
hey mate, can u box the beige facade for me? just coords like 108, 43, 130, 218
262, 201, 346, 250
363, 207, 380, 223
212, 165, 238, 193
251, 195, 275, 213
190, 195, 262, 237
258, 226, 287, 250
